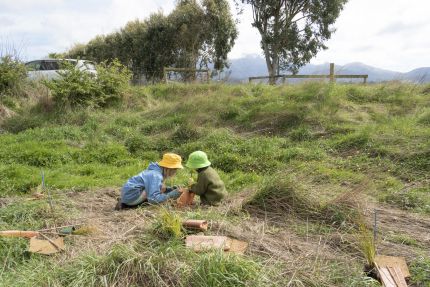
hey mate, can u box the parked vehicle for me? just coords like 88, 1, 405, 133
25, 59, 97, 80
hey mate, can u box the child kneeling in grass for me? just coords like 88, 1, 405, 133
186, 151, 227, 206
116, 153, 183, 210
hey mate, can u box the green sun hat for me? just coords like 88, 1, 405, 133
186, 151, 211, 169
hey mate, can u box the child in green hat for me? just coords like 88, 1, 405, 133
186, 151, 227, 206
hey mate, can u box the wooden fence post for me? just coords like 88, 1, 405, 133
329, 63, 335, 83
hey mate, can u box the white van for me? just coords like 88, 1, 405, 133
25, 59, 97, 80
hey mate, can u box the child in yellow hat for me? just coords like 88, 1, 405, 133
186, 151, 227, 206
116, 153, 184, 209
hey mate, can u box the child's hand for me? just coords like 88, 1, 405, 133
161, 184, 167, 193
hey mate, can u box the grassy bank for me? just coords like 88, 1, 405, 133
1, 82, 429, 286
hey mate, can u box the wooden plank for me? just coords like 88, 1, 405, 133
378, 266, 396, 287
185, 235, 230, 252
226, 238, 248, 255
387, 266, 408, 287
29, 237, 65, 255
374, 255, 410, 278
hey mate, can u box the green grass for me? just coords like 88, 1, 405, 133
1, 82, 429, 286
410, 255, 430, 286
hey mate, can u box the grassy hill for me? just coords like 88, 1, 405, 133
1, 82, 429, 286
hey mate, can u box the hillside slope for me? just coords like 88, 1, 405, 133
1, 83, 429, 286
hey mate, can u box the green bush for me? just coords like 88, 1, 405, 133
44, 59, 131, 108
96, 59, 132, 104
0, 55, 27, 96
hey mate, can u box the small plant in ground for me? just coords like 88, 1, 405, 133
356, 221, 376, 267
152, 208, 183, 240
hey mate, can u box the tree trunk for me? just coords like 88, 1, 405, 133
262, 42, 277, 85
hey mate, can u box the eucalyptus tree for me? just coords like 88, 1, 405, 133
239, 0, 347, 83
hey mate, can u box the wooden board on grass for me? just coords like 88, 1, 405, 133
185, 235, 229, 252
226, 238, 248, 255
29, 237, 65, 255
375, 255, 410, 278
377, 265, 408, 287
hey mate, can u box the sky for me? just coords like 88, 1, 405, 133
0, 0, 429, 72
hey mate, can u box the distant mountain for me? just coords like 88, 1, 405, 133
225, 55, 430, 83
404, 68, 430, 83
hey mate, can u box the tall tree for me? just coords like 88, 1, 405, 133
239, 0, 347, 83
169, 0, 237, 71
65, 0, 237, 82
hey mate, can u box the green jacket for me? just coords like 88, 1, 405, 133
190, 167, 227, 205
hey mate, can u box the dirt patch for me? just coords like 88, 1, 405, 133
58, 188, 157, 259
367, 203, 430, 259
32, 187, 430, 280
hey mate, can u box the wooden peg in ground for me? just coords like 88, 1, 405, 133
182, 219, 208, 231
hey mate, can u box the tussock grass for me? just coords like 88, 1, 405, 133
245, 174, 366, 228
356, 222, 376, 267
152, 208, 183, 240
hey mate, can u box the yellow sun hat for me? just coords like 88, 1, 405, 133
158, 153, 184, 169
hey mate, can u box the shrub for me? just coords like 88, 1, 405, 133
0, 55, 27, 97
44, 59, 131, 108
96, 59, 132, 104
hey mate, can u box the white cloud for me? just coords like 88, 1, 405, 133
1, 0, 429, 71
